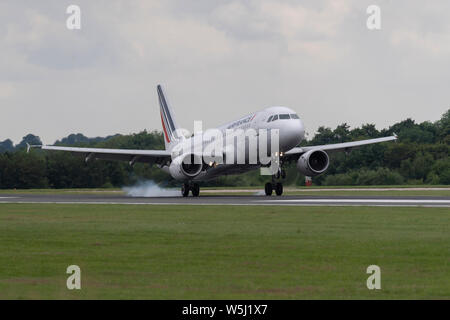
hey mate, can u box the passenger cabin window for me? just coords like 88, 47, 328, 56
279, 114, 290, 119
267, 115, 273, 122
290, 114, 299, 119
272, 115, 278, 121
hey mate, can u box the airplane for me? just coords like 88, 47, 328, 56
30, 85, 397, 197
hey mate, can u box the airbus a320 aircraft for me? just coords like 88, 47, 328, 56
31, 85, 397, 197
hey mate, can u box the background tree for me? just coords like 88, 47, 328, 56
0, 110, 448, 188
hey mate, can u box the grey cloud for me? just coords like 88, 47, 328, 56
0, 0, 449, 143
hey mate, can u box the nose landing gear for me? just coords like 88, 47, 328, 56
264, 168, 286, 196
264, 181, 283, 196
264, 182, 273, 196
275, 182, 283, 196
181, 183, 200, 197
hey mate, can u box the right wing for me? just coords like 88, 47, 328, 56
31, 145, 171, 166
284, 135, 397, 159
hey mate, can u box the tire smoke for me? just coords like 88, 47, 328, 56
123, 181, 179, 197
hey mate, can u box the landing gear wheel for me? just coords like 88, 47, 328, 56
275, 182, 283, 196
181, 183, 190, 197
191, 183, 200, 197
264, 182, 273, 196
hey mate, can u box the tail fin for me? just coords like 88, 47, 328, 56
157, 84, 181, 150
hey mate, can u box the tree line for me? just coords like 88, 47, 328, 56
0, 109, 448, 189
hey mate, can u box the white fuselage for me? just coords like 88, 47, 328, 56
164, 106, 305, 181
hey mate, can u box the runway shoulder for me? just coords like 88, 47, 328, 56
0, 193, 449, 207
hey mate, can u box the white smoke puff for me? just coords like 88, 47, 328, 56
254, 190, 265, 196
123, 180, 179, 197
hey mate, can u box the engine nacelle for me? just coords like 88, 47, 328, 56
297, 150, 330, 176
169, 153, 203, 180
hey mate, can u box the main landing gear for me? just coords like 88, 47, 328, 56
264, 182, 283, 196
264, 168, 286, 196
181, 182, 200, 197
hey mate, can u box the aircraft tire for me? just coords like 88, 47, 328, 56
275, 182, 283, 196
264, 182, 273, 196
181, 183, 190, 197
192, 183, 200, 197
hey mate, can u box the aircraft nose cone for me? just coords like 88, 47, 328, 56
279, 119, 305, 151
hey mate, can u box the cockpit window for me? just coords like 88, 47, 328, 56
269, 114, 299, 121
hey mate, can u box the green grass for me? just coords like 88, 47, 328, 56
0, 204, 448, 299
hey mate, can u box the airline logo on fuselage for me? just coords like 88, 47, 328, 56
227, 114, 255, 129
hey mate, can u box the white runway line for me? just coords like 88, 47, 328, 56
0, 201, 446, 208
202, 187, 450, 193
0, 197, 18, 199
260, 199, 450, 204
287, 187, 450, 192
0, 200, 448, 207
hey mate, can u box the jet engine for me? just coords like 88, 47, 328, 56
297, 150, 329, 176
169, 153, 203, 180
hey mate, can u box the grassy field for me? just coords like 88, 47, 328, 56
0, 203, 448, 299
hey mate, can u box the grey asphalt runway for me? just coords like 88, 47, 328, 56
0, 193, 449, 207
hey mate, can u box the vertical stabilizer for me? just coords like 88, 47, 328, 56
157, 84, 181, 150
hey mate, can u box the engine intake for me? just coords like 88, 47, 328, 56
297, 150, 329, 176
169, 153, 203, 180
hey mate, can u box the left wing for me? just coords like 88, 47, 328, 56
30, 145, 171, 166
284, 135, 397, 159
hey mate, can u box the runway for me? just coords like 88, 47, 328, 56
0, 193, 449, 207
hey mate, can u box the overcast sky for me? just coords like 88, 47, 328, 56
1, 0, 449, 144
